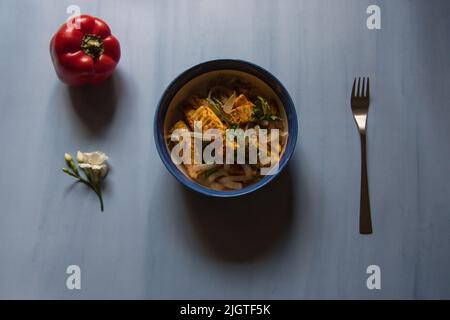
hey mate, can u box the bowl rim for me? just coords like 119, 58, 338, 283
154, 59, 298, 198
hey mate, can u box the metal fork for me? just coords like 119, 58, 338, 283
351, 77, 373, 235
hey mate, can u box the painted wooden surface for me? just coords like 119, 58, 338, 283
0, 0, 449, 299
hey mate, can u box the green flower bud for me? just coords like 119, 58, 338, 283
64, 152, 79, 176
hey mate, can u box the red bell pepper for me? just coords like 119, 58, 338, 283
50, 15, 121, 86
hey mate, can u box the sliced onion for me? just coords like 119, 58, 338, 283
207, 169, 228, 183
218, 177, 243, 190
210, 182, 226, 191
193, 164, 218, 173
227, 175, 253, 182
222, 92, 236, 114
280, 131, 289, 145
243, 165, 253, 178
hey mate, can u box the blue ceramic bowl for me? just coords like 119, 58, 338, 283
154, 59, 298, 197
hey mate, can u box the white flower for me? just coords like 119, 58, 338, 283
63, 151, 109, 212
77, 151, 109, 178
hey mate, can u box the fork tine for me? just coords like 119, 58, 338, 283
352, 78, 356, 97
362, 78, 366, 97
357, 77, 361, 97
366, 77, 370, 98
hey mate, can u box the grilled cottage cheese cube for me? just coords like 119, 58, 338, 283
229, 94, 254, 125
185, 105, 226, 132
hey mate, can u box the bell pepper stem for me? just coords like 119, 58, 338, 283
81, 34, 104, 60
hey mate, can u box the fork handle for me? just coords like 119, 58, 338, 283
359, 133, 373, 234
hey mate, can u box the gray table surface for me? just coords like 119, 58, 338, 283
0, 0, 449, 299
